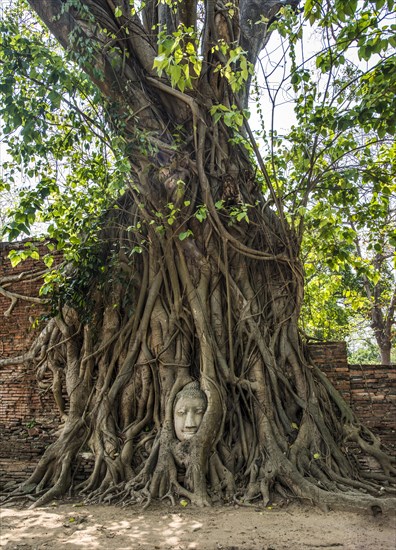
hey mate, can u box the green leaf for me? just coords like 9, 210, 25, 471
43, 255, 54, 268
195, 206, 208, 222
48, 90, 61, 109
236, 210, 248, 222
291, 72, 300, 85
213, 112, 222, 124
8, 252, 22, 268
179, 230, 193, 241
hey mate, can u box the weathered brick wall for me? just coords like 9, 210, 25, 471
308, 341, 351, 402
0, 241, 61, 486
308, 342, 396, 453
308, 341, 349, 368
349, 364, 395, 449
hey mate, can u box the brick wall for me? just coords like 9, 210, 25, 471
308, 341, 351, 402
308, 342, 396, 452
0, 241, 61, 486
349, 364, 395, 449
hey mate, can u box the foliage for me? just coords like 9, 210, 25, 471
254, 1, 396, 357
153, 25, 201, 91
300, 139, 395, 354
0, 1, 125, 256
348, 337, 381, 364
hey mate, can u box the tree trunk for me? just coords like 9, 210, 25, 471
371, 288, 395, 365
379, 343, 391, 366
1, 0, 395, 513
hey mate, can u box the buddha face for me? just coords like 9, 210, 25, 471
174, 395, 206, 441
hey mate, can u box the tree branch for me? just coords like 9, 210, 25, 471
239, 0, 299, 66
27, 0, 163, 131
238, 0, 299, 105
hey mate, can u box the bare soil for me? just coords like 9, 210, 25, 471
1, 500, 395, 549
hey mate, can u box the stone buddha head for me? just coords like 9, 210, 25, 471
173, 381, 207, 441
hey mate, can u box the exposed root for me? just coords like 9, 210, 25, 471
2, 104, 395, 516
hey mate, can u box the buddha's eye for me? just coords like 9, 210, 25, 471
177, 409, 186, 416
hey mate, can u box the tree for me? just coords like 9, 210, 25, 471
1, 0, 395, 513
299, 140, 395, 363
253, 11, 396, 363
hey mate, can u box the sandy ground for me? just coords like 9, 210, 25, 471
1, 499, 395, 550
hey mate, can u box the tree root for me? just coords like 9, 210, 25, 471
2, 181, 395, 516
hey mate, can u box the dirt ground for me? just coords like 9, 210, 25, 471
1, 499, 395, 550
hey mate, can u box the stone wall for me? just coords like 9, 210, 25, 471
1, 242, 395, 486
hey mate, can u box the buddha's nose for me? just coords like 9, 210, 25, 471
185, 410, 197, 428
